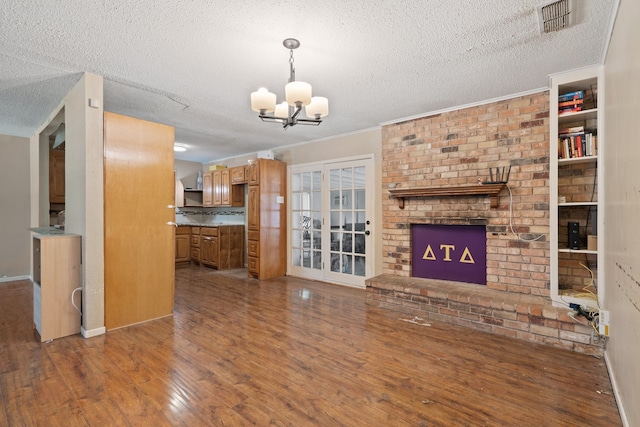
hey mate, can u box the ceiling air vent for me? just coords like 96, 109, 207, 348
537, 0, 573, 33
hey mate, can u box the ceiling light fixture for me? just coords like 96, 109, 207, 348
174, 143, 187, 152
251, 38, 329, 129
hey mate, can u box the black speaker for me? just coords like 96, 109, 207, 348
568, 221, 580, 250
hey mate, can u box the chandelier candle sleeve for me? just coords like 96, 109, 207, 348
285, 81, 312, 106
251, 88, 276, 113
274, 102, 289, 119
306, 96, 329, 119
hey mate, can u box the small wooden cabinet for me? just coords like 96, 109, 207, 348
49, 149, 65, 203
201, 226, 244, 269
203, 168, 244, 207
187, 225, 244, 268
32, 233, 81, 342
175, 226, 190, 263
200, 227, 219, 268
247, 159, 287, 280
202, 168, 244, 208
202, 172, 213, 207
212, 170, 223, 206
190, 226, 201, 263
231, 165, 247, 184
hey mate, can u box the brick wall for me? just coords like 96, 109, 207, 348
381, 91, 551, 295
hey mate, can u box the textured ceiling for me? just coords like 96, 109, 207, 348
0, 0, 618, 163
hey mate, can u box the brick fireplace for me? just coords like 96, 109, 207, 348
366, 91, 604, 354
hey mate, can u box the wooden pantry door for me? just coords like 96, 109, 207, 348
104, 112, 175, 330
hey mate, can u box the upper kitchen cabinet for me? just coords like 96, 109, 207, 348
231, 165, 248, 184
49, 148, 65, 204
203, 168, 244, 208
202, 171, 213, 207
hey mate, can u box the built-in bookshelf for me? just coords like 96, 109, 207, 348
550, 66, 603, 311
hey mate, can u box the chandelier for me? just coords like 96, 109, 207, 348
250, 38, 329, 129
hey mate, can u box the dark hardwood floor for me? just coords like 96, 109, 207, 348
0, 265, 621, 426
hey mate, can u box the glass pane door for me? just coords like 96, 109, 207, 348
289, 157, 373, 288
325, 163, 370, 287
290, 168, 323, 280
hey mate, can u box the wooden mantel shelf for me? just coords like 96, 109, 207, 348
388, 183, 506, 209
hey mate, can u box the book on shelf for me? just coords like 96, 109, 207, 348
558, 133, 597, 159
559, 126, 584, 135
558, 98, 584, 108
558, 90, 584, 103
558, 90, 585, 114
559, 105, 583, 115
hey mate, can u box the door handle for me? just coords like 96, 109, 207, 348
166, 221, 178, 227
167, 204, 176, 209
365, 230, 371, 236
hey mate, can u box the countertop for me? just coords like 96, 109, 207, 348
176, 223, 243, 227
30, 227, 77, 236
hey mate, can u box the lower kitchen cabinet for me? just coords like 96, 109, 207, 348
190, 226, 201, 264
175, 226, 190, 263
186, 225, 243, 269
201, 225, 244, 269
200, 227, 219, 268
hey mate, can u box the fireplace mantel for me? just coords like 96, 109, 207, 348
388, 183, 506, 209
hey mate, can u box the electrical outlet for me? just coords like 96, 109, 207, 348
599, 310, 610, 336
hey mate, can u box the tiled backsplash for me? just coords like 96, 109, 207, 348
176, 207, 245, 225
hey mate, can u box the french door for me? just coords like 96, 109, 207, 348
290, 157, 373, 288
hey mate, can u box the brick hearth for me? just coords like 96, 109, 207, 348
366, 274, 603, 355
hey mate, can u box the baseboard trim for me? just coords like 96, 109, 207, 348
0, 275, 31, 283
604, 350, 629, 427
81, 326, 106, 338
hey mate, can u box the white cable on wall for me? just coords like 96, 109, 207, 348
71, 287, 82, 316
506, 184, 545, 242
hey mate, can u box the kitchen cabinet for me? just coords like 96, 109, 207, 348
247, 158, 287, 280
175, 226, 190, 263
200, 227, 218, 267
191, 226, 201, 263
183, 189, 203, 207
202, 172, 213, 207
200, 226, 244, 269
231, 165, 247, 184
49, 149, 65, 203
212, 170, 223, 206
32, 233, 81, 342
210, 169, 244, 207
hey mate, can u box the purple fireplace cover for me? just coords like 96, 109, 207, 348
411, 224, 486, 285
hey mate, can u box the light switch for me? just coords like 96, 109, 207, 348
276, 196, 284, 204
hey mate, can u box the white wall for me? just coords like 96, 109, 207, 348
603, 0, 640, 425
0, 134, 31, 280
175, 158, 204, 189
30, 72, 105, 337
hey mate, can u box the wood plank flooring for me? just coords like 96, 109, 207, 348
0, 266, 621, 426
